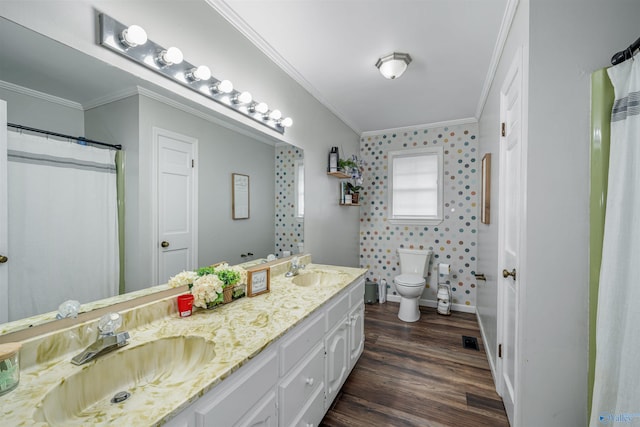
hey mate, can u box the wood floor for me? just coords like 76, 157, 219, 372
321, 303, 509, 427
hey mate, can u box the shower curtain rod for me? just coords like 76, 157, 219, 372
7, 123, 122, 150
611, 36, 640, 65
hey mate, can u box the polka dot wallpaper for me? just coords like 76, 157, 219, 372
275, 144, 304, 256
359, 123, 479, 308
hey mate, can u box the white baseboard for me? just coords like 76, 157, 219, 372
385, 295, 476, 314
476, 310, 499, 389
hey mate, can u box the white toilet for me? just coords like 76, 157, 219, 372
394, 248, 432, 322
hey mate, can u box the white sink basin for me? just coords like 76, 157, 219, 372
34, 336, 215, 426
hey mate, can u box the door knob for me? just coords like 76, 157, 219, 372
161, 241, 170, 248
0, 255, 7, 264
502, 268, 516, 280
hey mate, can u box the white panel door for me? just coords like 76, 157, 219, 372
0, 100, 7, 322
497, 47, 523, 425
155, 128, 197, 285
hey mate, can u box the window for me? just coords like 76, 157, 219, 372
295, 159, 304, 219
388, 147, 443, 225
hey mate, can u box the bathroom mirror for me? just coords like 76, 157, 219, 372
0, 17, 304, 333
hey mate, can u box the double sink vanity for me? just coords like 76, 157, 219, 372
1, 256, 366, 426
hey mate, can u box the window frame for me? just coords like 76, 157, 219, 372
388, 146, 444, 225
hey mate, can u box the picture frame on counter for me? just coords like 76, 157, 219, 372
246, 265, 270, 297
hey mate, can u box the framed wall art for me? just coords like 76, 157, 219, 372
232, 173, 250, 219
481, 153, 491, 224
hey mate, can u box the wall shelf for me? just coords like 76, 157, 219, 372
339, 203, 360, 206
327, 171, 351, 179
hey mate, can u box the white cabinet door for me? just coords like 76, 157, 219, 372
324, 318, 349, 409
235, 391, 277, 427
348, 303, 364, 370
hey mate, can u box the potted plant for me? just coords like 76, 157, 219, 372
338, 158, 358, 174
346, 182, 363, 204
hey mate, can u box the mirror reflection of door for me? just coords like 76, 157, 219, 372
155, 127, 198, 284
0, 100, 8, 323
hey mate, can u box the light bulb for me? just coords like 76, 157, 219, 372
253, 102, 269, 114
120, 25, 147, 48
211, 79, 233, 94
187, 65, 211, 82
157, 47, 183, 66
233, 91, 252, 104
268, 109, 282, 121
280, 117, 293, 128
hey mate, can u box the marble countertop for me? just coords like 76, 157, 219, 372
1, 262, 366, 426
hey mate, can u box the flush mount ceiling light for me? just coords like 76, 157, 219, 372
375, 52, 412, 79
99, 13, 291, 134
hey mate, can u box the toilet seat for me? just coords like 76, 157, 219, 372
395, 274, 425, 286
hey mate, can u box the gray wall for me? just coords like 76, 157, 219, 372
478, 0, 640, 425
1, 85, 84, 135
138, 94, 275, 270
84, 96, 140, 288
0, 0, 361, 268
86, 94, 275, 292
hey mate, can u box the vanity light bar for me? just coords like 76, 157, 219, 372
98, 13, 291, 134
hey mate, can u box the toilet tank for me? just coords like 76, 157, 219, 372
398, 248, 432, 276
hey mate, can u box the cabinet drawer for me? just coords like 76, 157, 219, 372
325, 292, 349, 332
279, 343, 325, 427
349, 278, 365, 307
291, 383, 325, 427
280, 312, 324, 375
195, 350, 278, 427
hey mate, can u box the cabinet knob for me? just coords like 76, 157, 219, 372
161, 241, 170, 248
0, 254, 7, 264
305, 377, 314, 386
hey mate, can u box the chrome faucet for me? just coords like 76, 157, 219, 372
71, 313, 129, 365
285, 256, 305, 277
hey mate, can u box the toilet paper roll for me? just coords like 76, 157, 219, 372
378, 279, 387, 304
438, 263, 450, 276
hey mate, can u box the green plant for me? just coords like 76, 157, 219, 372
215, 269, 241, 287
338, 158, 358, 170
197, 266, 217, 276
346, 182, 362, 193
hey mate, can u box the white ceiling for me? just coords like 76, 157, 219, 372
209, 0, 510, 134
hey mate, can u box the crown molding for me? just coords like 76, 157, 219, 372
82, 87, 140, 111
360, 117, 478, 138
0, 80, 83, 111
475, 0, 520, 119
135, 86, 278, 146
204, 0, 362, 135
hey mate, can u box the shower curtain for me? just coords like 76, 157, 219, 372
591, 58, 640, 424
7, 131, 119, 320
